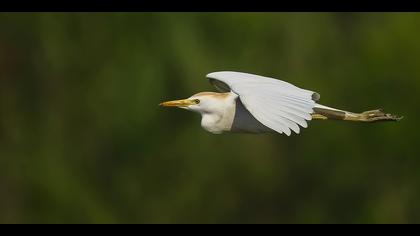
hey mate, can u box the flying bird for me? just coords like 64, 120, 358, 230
160, 71, 402, 135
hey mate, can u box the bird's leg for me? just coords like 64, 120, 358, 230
356, 109, 403, 122
311, 113, 328, 120
312, 107, 403, 122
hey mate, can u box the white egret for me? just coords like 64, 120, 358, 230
160, 71, 402, 135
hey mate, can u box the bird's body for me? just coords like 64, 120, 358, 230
230, 95, 275, 133
193, 91, 275, 134
160, 71, 402, 135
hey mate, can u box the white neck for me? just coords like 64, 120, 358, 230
200, 92, 238, 134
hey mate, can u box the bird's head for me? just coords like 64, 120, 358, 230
159, 92, 235, 115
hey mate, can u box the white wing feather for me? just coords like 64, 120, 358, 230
206, 71, 319, 136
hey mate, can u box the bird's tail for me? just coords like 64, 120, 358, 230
312, 104, 403, 122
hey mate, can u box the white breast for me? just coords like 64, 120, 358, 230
200, 92, 237, 134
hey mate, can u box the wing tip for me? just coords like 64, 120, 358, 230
312, 92, 321, 102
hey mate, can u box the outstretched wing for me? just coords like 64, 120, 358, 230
206, 71, 320, 136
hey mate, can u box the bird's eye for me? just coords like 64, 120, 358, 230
194, 99, 200, 104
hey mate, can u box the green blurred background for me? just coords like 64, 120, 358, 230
0, 13, 419, 224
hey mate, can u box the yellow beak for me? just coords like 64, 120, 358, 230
159, 99, 196, 107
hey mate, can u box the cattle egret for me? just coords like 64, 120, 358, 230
160, 71, 402, 135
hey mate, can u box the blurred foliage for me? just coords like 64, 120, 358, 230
0, 13, 419, 223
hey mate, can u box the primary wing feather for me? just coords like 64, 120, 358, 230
207, 71, 319, 136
